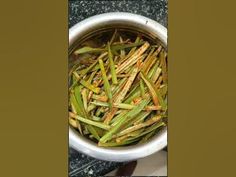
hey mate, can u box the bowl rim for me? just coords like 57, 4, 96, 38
69, 12, 167, 162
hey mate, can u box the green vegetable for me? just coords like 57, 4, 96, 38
108, 42, 118, 84
140, 72, 167, 111
69, 112, 111, 130
98, 58, 113, 108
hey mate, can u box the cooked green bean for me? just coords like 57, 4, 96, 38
140, 72, 167, 111
108, 42, 118, 84
98, 58, 113, 108
69, 112, 111, 130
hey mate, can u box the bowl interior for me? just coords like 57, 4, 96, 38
69, 26, 166, 146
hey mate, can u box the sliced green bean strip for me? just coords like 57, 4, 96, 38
111, 77, 127, 94
74, 46, 105, 55
159, 85, 168, 97
160, 50, 168, 84
117, 115, 162, 137
140, 72, 167, 111
74, 86, 88, 117
110, 110, 128, 125
78, 59, 99, 76
80, 79, 100, 94
98, 58, 113, 108
69, 112, 111, 130
126, 111, 151, 128
127, 122, 166, 141
81, 89, 88, 110
124, 87, 149, 104
92, 116, 103, 121
118, 37, 141, 64
87, 125, 100, 141
147, 60, 160, 79
119, 36, 126, 59
110, 29, 117, 44
115, 128, 145, 142
124, 84, 140, 102
91, 94, 108, 102
91, 101, 135, 109
140, 79, 145, 98
151, 67, 162, 83
87, 71, 97, 83
70, 93, 82, 115
108, 42, 118, 84
87, 104, 96, 112
114, 67, 139, 103
111, 41, 145, 51
139, 130, 156, 144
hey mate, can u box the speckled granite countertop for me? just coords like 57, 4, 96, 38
69, 0, 167, 28
69, 148, 123, 177
69, 1, 167, 176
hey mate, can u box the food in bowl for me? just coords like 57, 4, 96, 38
69, 29, 167, 147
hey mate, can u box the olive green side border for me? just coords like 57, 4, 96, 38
0, 1, 68, 177
169, 0, 236, 177
1, 0, 236, 177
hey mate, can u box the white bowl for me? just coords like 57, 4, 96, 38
69, 12, 167, 162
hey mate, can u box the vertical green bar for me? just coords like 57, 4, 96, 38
0, 1, 68, 177
169, 0, 236, 177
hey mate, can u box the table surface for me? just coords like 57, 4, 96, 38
69, 0, 167, 176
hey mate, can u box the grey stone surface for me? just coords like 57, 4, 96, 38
69, 148, 123, 177
69, 0, 167, 28
69, 1, 168, 176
